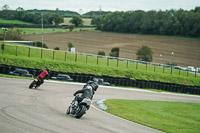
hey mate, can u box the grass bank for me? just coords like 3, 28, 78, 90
104, 99, 200, 133
0, 54, 200, 86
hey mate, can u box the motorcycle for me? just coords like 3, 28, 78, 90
29, 77, 41, 89
66, 95, 92, 119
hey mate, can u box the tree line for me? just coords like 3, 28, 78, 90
92, 7, 200, 37
0, 10, 64, 25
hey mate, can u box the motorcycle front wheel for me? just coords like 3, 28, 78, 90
29, 81, 36, 89
66, 106, 70, 115
75, 105, 87, 119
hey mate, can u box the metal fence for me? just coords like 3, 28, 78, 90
0, 43, 199, 78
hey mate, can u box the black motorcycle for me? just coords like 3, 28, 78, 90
29, 77, 41, 89
66, 95, 91, 119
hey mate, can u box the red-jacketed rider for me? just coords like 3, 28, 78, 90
36, 68, 50, 88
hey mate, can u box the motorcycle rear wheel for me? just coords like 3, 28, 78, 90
75, 105, 87, 119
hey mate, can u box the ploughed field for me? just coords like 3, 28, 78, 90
24, 31, 200, 67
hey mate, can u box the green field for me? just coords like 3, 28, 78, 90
0, 27, 95, 35
105, 99, 200, 133
0, 19, 33, 25
0, 42, 200, 86
61, 17, 92, 26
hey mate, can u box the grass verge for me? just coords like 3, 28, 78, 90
0, 55, 200, 86
104, 99, 200, 133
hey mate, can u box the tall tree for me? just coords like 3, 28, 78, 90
2, 4, 9, 10
69, 16, 83, 26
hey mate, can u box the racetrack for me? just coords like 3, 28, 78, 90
0, 77, 200, 133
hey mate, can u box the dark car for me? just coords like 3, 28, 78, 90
93, 78, 110, 86
51, 74, 73, 81
9, 68, 33, 78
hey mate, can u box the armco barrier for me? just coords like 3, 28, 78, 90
0, 64, 200, 95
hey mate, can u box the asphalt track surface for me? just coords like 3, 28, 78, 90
0, 77, 200, 133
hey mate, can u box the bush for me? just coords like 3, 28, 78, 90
68, 25, 74, 32
110, 47, 119, 57
136, 45, 153, 62
97, 50, 105, 56
54, 47, 60, 50
35, 41, 48, 48
4, 29, 23, 40
68, 42, 74, 51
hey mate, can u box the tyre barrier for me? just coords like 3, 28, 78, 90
0, 64, 200, 95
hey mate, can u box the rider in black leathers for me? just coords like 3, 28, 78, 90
73, 81, 98, 103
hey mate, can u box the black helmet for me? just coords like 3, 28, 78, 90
46, 68, 50, 73
87, 80, 98, 91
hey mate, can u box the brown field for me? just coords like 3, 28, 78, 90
24, 31, 200, 67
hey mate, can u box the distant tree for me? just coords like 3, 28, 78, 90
2, 4, 9, 10
97, 50, 105, 56
50, 13, 64, 25
54, 47, 60, 50
91, 17, 102, 30
16, 7, 24, 11
110, 47, 120, 57
67, 42, 74, 51
136, 45, 153, 62
69, 16, 83, 26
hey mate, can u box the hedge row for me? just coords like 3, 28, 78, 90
0, 64, 200, 95
0, 23, 62, 28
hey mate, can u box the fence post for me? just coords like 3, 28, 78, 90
195, 70, 197, 78
107, 58, 109, 66
75, 53, 77, 62
187, 70, 189, 77
97, 56, 99, 65
16, 46, 18, 56
53, 50, 55, 60
163, 66, 165, 73
28, 47, 30, 57
65, 51, 67, 61
41, 49, 43, 59
146, 63, 147, 70
126, 60, 128, 68
1, 43, 5, 55
136, 62, 138, 69
171, 65, 173, 74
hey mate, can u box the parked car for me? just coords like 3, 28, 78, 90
187, 66, 196, 72
51, 74, 73, 81
93, 78, 110, 86
9, 68, 33, 78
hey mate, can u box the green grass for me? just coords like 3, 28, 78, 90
0, 42, 200, 86
8, 27, 95, 34
0, 19, 33, 25
104, 99, 200, 133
